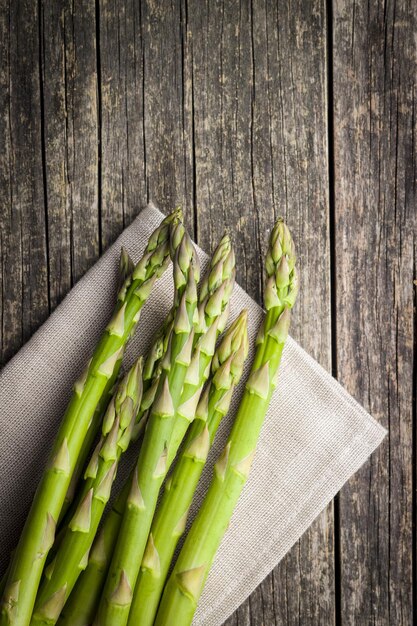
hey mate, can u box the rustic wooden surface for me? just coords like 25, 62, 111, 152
0, 0, 415, 624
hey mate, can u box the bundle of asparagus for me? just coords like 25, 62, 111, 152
30, 358, 144, 625
96, 233, 235, 626
130, 309, 249, 626
0, 209, 298, 626
31, 285, 182, 626
56, 315, 172, 626
155, 218, 298, 625
0, 210, 180, 626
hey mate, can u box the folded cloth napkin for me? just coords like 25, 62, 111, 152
0, 204, 386, 625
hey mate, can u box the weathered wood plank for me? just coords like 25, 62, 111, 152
98, 0, 194, 242
0, 0, 49, 365
99, 0, 147, 249
185, 1, 333, 624
64, 0, 100, 280
2, 1, 414, 625
140, 0, 194, 230
186, 0, 262, 299
40, 0, 100, 299
333, 0, 415, 623
39, 0, 72, 310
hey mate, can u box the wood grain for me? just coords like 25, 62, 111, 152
0, 0, 415, 623
141, 0, 195, 231
98, 0, 195, 243
99, 0, 146, 249
40, 0, 100, 308
0, 0, 49, 364
333, 0, 416, 624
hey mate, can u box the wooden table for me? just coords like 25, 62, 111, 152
0, 1, 414, 624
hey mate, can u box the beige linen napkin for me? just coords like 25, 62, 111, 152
0, 204, 386, 625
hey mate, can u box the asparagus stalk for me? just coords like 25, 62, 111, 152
0, 250, 137, 593
56, 481, 129, 626
57, 311, 174, 626
31, 357, 144, 625
95, 223, 200, 626
155, 218, 299, 626
59, 248, 135, 523
0, 211, 179, 626
58, 378, 115, 524
46, 305, 171, 582
167, 234, 235, 465
129, 310, 249, 626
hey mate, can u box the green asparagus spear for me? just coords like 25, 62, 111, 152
130, 310, 249, 626
166, 234, 236, 466
31, 357, 144, 625
0, 211, 179, 626
0, 249, 136, 593
58, 377, 115, 525
155, 218, 299, 626
57, 310, 174, 626
58, 248, 135, 523
56, 481, 129, 626
95, 223, 200, 626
